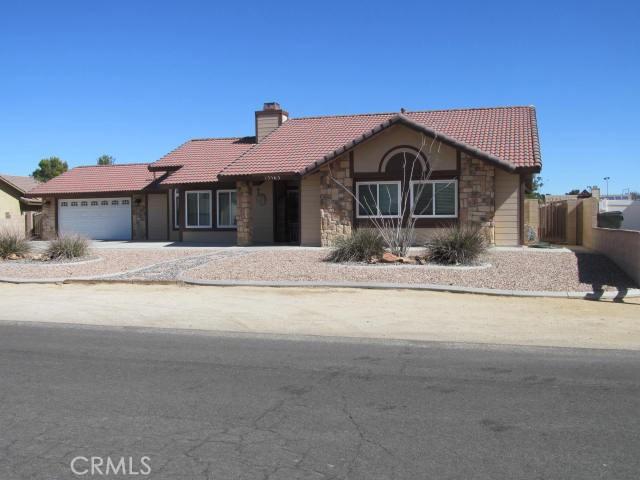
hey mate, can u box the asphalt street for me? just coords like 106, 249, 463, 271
0, 322, 638, 479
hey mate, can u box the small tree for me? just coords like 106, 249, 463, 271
97, 154, 115, 165
328, 135, 446, 257
566, 189, 581, 195
32, 157, 68, 182
526, 174, 544, 200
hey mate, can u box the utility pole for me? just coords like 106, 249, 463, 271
604, 177, 610, 197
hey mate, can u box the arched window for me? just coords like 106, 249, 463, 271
379, 147, 428, 176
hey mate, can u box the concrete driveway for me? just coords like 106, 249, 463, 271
1, 283, 639, 350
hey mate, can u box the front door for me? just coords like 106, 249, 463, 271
274, 181, 300, 244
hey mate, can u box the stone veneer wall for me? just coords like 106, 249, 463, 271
40, 199, 57, 240
458, 153, 496, 243
236, 181, 253, 246
132, 194, 146, 241
319, 156, 353, 246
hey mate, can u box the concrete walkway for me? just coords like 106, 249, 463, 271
1, 283, 638, 350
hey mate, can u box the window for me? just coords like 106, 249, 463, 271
101, 200, 109, 206
356, 182, 401, 218
111, 200, 119, 206
185, 191, 212, 228
91, 201, 98, 206
410, 180, 457, 218
61, 202, 68, 207
80, 201, 88, 206
70, 202, 78, 207
173, 190, 180, 229
217, 190, 237, 228
121, 199, 130, 205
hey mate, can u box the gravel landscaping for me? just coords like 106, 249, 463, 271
183, 249, 638, 292
1, 246, 636, 293
0, 248, 222, 280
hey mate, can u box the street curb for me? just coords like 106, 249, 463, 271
180, 279, 640, 300
2, 275, 637, 300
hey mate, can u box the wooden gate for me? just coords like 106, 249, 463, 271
539, 201, 567, 243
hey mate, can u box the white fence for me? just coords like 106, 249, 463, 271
600, 199, 640, 231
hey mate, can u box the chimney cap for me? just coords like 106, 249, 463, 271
263, 102, 281, 111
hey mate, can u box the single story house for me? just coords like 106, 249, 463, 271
0, 174, 42, 236
28, 103, 542, 246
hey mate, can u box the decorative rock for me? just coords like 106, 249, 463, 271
415, 256, 424, 265
7, 253, 20, 260
381, 252, 401, 263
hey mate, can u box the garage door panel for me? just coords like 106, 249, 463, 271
58, 198, 132, 240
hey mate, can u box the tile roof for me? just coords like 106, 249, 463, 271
0, 174, 41, 194
28, 164, 159, 196
221, 106, 541, 177
150, 137, 255, 185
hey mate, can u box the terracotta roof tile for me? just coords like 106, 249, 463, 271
151, 137, 256, 185
221, 106, 541, 176
28, 164, 158, 196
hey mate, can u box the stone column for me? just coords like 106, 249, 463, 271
40, 199, 57, 240
236, 181, 253, 246
319, 155, 353, 246
458, 153, 496, 244
131, 194, 147, 240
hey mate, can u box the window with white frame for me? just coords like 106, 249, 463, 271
356, 182, 401, 218
185, 191, 212, 228
410, 180, 458, 218
217, 190, 237, 228
173, 190, 180, 229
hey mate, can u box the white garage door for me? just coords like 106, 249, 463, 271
58, 198, 132, 240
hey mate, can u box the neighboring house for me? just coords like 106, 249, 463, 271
28, 103, 542, 246
0, 174, 42, 236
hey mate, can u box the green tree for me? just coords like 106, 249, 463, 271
32, 157, 68, 182
526, 175, 544, 200
566, 189, 581, 195
97, 154, 115, 165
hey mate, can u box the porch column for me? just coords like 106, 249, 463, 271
236, 180, 253, 246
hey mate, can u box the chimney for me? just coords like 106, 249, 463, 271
255, 102, 288, 142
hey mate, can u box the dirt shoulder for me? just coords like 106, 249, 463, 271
1, 283, 638, 350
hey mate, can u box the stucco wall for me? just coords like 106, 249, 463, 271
0, 185, 24, 234
592, 228, 640, 286
353, 125, 457, 172
494, 169, 520, 246
301, 173, 321, 246
147, 193, 168, 241
182, 230, 237, 244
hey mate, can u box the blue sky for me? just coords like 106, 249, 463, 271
1, 0, 638, 195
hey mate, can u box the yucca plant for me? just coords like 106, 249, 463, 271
0, 227, 31, 259
325, 229, 385, 263
425, 224, 488, 265
47, 234, 90, 259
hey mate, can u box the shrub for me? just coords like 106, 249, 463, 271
325, 230, 385, 263
47, 234, 90, 259
425, 224, 488, 265
0, 227, 31, 259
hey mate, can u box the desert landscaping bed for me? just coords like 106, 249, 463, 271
183, 249, 637, 292
0, 248, 222, 280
